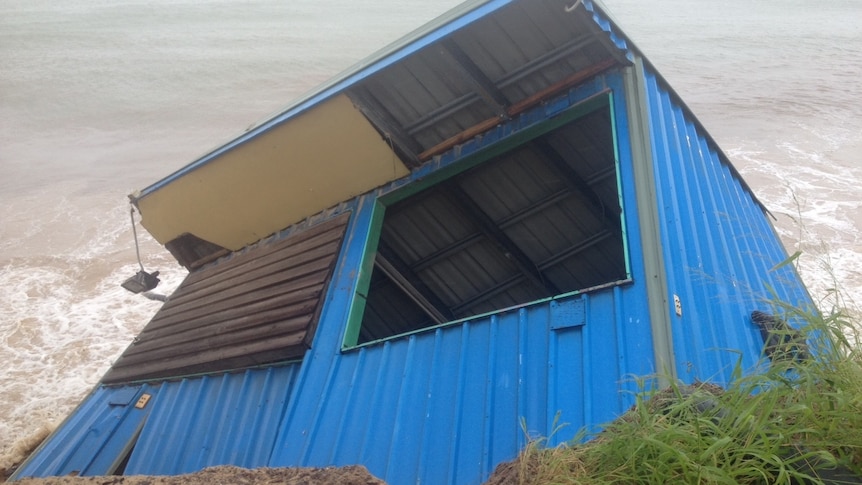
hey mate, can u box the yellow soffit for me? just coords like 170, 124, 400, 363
136, 94, 408, 250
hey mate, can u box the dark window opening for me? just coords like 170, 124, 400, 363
355, 101, 627, 345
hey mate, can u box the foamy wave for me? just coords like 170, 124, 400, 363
0, 257, 184, 471
728, 134, 862, 306
0, 188, 185, 471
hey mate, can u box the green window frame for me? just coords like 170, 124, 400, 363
344, 93, 630, 348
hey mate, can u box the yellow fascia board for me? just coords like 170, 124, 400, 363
136, 94, 407, 250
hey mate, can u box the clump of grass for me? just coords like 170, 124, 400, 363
503, 303, 862, 484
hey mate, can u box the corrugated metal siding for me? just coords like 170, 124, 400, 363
104, 214, 349, 384
13, 384, 160, 478
14, 365, 302, 480
270, 287, 653, 485
265, 83, 658, 482
18, 65, 808, 485
124, 365, 301, 475
19, 70, 678, 485
13, 2, 820, 483
642, 65, 813, 383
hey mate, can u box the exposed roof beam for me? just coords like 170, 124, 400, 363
451, 274, 525, 316
587, 166, 616, 184
404, 34, 596, 136
413, 188, 571, 272
375, 240, 454, 324
530, 139, 621, 228
440, 38, 510, 120
413, 232, 484, 272
499, 188, 573, 228
499, 35, 597, 87
538, 230, 613, 269
505, 59, 616, 115
451, 230, 614, 316
442, 183, 561, 296
347, 87, 423, 168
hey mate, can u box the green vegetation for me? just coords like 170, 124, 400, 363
507, 302, 862, 484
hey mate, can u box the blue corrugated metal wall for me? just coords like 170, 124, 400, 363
271, 290, 651, 484
264, 72, 658, 485
14, 384, 158, 477
642, 65, 813, 384
267, 223, 655, 485
14, 365, 301, 479
125, 365, 301, 475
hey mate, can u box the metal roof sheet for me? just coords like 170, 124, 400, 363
132, 0, 632, 253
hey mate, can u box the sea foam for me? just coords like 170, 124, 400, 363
0, 192, 184, 472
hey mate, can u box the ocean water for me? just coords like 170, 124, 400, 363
1, 0, 860, 471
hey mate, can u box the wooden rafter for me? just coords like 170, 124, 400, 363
418, 58, 618, 161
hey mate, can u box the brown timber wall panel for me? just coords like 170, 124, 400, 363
103, 213, 351, 384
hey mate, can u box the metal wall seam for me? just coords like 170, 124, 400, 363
416, 329, 445, 484
646, 70, 735, 379
325, 347, 366, 465
620, 57, 676, 384
608, 65, 657, 396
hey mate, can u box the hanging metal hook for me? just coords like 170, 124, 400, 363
121, 203, 162, 295
565, 0, 583, 13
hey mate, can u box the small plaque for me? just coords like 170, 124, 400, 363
550, 298, 586, 330
135, 393, 151, 409
673, 294, 682, 317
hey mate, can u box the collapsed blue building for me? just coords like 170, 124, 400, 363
13, 0, 812, 483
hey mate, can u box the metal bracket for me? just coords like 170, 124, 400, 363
565, 0, 584, 13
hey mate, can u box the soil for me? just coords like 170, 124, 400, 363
482, 457, 525, 485
8, 465, 386, 485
